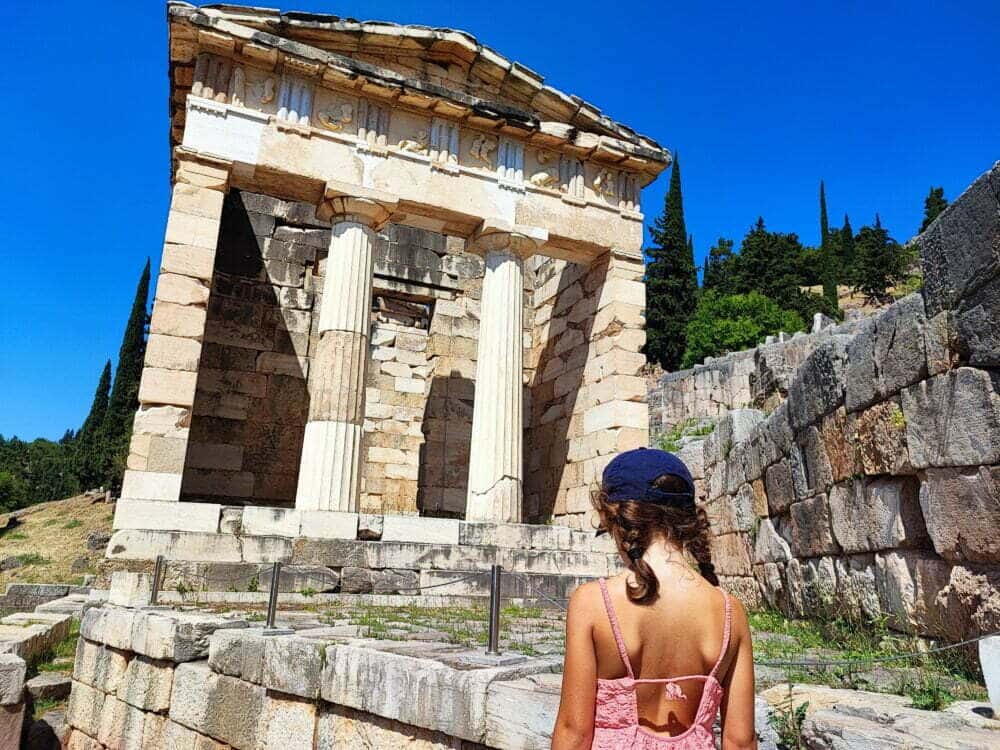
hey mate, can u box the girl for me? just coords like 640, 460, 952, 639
552, 448, 757, 749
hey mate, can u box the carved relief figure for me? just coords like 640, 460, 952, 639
398, 130, 430, 154
469, 133, 497, 167
318, 102, 354, 132
261, 77, 276, 105
594, 169, 617, 200
530, 150, 559, 188
529, 171, 560, 188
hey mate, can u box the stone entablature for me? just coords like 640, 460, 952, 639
168, 3, 663, 258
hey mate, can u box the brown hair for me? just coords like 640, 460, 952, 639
592, 474, 718, 604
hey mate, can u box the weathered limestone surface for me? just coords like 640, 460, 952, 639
761, 684, 1000, 750
648, 317, 867, 439
66, 601, 566, 749
682, 164, 1000, 640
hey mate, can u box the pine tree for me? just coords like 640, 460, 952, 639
98, 259, 151, 487
75, 360, 112, 489
644, 154, 698, 371
819, 181, 839, 310
854, 214, 908, 302
702, 237, 735, 292
920, 187, 948, 232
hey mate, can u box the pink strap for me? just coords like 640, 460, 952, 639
709, 593, 732, 679
598, 579, 635, 679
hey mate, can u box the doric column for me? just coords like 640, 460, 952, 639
295, 185, 398, 512
465, 220, 547, 523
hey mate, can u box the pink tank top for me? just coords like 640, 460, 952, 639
592, 579, 732, 750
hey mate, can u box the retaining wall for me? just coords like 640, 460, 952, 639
697, 163, 1000, 640
648, 317, 867, 440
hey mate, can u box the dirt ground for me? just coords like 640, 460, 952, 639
0, 494, 114, 586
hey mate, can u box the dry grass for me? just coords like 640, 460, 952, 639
0, 494, 114, 586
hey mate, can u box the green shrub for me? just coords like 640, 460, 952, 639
681, 291, 804, 368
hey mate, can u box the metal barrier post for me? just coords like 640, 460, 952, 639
149, 555, 165, 606
265, 561, 281, 630
486, 564, 503, 655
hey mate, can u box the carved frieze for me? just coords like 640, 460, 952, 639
496, 138, 524, 186
181, 49, 649, 210
594, 169, 617, 201
317, 101, 354, 132
528, 150, 559, 189
260, 77, 276, 105
398, 130, 430, 154
191, 53, 233, 103
559, 156, 585, 200
469, 133, 497, 169
617, 172, 641, 213
228, 66, 246, 107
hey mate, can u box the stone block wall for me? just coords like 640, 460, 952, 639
65, 602, 561, 749
697, 164, 1000, 640
526, 248, 649, 529
648, 317, 867, 441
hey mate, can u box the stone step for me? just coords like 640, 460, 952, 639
418, 569, 589, 601
104, 529, 621, 578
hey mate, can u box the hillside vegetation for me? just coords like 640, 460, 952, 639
0, 493, 114, 586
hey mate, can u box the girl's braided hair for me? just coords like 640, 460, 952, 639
592, 473, 717, 604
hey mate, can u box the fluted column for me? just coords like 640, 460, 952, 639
295, 186, 397, 512
465, 221, 547, 523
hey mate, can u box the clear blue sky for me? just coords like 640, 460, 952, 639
2, 0, 997, 440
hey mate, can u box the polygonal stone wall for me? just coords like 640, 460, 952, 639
690, 163, 1000, 641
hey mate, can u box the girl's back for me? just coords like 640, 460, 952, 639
551, 447, 757, 749
593, 573, 733, 736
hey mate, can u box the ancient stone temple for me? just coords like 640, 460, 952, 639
109, 2, 667, 574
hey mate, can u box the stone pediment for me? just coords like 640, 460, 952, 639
167, 2, 669, 179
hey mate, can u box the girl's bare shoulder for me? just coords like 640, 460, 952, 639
567, 579, 612, 623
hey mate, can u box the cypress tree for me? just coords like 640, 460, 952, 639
819, 180, 830, 242
819, 180, 839, 310
920, 187, 948, 232
75, 360, 112, 489
839, 214, 856, 279
99, 259, 151, 487
644, 154, 697, 371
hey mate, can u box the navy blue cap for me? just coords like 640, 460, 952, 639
602, 448, 695, 509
